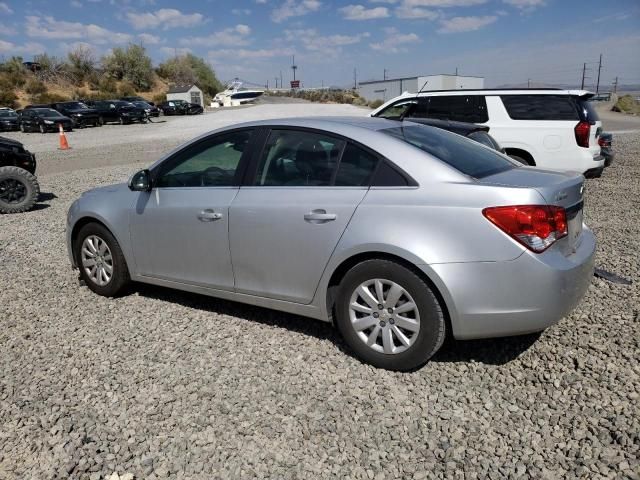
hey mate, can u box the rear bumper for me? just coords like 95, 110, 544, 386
426, 228, 596, 340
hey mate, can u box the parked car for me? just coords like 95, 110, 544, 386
66, 117, 595, 371
599, 132, 614, 167
403, 117, 503, 152
158, 99, 204, 116
84, 100, 146, 125
50, 101, 100, 128
121, 96, 155, 106
0, 136, 39, 213
19, 108, 73, 133
132, 100, 160, 118
371, 89, 605, 177
0, 109, 19, 131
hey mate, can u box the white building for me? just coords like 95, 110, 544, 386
167, 84, 204, 106
358, 74, 484, 102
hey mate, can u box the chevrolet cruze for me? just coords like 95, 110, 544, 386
66, 117, 595, 371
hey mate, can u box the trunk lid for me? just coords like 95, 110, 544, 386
479, 167, 585, 254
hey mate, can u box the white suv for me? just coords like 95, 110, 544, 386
370, 89, 604, 176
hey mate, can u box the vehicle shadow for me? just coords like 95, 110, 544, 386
38, 192, 57, 202
133, 283, 541, 367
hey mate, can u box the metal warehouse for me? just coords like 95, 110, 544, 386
358, 74, 485, 102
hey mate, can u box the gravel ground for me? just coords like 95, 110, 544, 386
0, 130, 638, 479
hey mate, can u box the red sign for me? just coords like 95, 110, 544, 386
290, 80, 300, 88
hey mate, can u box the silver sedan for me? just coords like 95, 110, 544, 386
66, 117, 595, 371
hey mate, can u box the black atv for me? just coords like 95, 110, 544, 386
0, 136, 40, 214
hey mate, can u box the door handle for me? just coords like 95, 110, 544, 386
304, 209, 337, 223
197, 209, 223, 222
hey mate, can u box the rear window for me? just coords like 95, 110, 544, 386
501, 95, 579, 120
381, 124, 515, 178
579, 99, 600, 123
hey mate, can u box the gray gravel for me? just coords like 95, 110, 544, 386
0, 131, 639, 479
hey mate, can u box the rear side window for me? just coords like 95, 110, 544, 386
381, 124, 514, 178
501, 95, 579, 120
335, 143, 379, 186
410, 95, 488, 123
578, 99, 600, 123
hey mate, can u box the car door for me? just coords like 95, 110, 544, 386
229, 128, 379, 304
129, 129, 255, 290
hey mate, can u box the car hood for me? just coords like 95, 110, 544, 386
82, 183, 129, 197
0, 135, 25, 148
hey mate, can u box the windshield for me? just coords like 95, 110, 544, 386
34, 108, 64, 117
113, 101, 134, 107
376, 99, 417, 119
381, 124, 515, 178
62, 102, 89, 109
0, 111, 17, 118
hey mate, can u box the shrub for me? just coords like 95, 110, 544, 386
25, 78, 47, 96
67, 45, 96, 85
0, 76, 18, 108
368, 99, 384, 109
34, 92, 70, 103
118, 81, 136, 97
152, 93, 167, 104
157, 53, 223, 97
0, 56, 27, 87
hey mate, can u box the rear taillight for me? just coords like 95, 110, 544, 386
574, 121, 591, 148
483, 205, 568, 253
598, 136, 611, 147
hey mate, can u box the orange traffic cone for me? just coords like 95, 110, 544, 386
58, 123, 71, 150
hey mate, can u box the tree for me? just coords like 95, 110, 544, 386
0, 76, 18, 108
33, 53, 71, 83
0, 56, 27, 87
102, 44, 154, 91
157, 53, 223, 97
67, 45, 96, 85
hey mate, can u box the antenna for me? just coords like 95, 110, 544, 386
417, 79, 429, 94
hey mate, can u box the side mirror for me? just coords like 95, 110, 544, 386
128, 169, 152, 192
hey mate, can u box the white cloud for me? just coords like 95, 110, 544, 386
0, 2, 13, 14
126, 8, 205, 30
0, 40, 45, 55
370, 28, 419, 53
370, 0, 398, 3
255, 0, 267, 3
180, 25, 252, 47
25, 16, 132, 44
285, 29, 369, 54
403, 0, 486, 6
437, 15, 497, 33
70, 0, 83, 7
232, 8, 252, 15
271, 0, 321, 23
0, 22, 17, 35
340, 4, 389, 20
395, 5, 439, 19
210, 48, 295, 59
138, 33, 162, 44
503, 0, 545, 11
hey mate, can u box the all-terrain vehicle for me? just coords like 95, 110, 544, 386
0, 136, 40, 214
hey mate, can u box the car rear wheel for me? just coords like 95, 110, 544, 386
508, 154, 531, 166
98, 116, 105, 126
335, 259, 446, 371
76, 223, 130, 297
0, 166, 40, 214
19, 123, 25, 133
118, 117, 125, 125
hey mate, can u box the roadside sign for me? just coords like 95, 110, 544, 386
290, 80, 300, 88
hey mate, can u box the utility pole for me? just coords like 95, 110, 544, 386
383, 68, 387, 80
612, 76, 618, 94
527, 78, 531, 88
455, 67, 458, 75
280, 70, 283, 88
596, 53, 603, 94
275, 77, 278, 89
581, 63, 587, 89
353, 68, 357, 89
291, 55, 297, 82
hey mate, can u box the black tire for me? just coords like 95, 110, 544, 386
508, 154, 531, 166
39, 123, 46, 134
118, 117, 125, 125
75, 223, 131, 297
335, 259, 446, 371
19, 123, 25, 133
0, 166, 40, 214
98, 116, 105, 126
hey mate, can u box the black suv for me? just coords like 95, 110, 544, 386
0, 109, 19, 131
158, 99, 204, 116
84, 100, 147, 125
0, 136, 40, 213
19, 108, 73, 133
121, 96, 155, 106
50, 101, 100, 128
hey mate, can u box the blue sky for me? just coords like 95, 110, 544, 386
0, 0, 639, 88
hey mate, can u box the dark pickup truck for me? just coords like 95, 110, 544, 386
50, 101, 100, 128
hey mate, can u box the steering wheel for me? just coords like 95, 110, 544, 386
201, 166, 231, 186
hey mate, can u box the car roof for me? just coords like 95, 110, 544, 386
396, 88, 593, 97
229, 116, 402, 132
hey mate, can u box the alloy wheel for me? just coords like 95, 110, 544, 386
0, 178, 27, 204
348, 278, 420, 354
81, 235, 113, 287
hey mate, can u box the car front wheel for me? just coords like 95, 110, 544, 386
76, 223, 130, 297
335, 259, 446, 371
0, 166, 40, 214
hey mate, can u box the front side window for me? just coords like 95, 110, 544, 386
376, 99, 417, 119
412, 95, 488, 123
381, 124, 515, 178
255, 130, 345, 186
156, 130, 253, 188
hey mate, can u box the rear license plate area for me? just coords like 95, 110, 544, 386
566, 203, 583, 248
